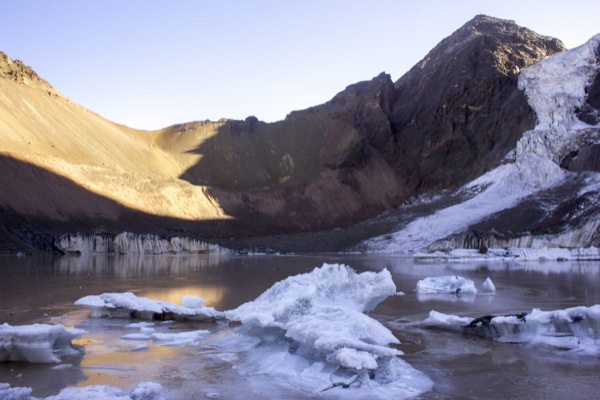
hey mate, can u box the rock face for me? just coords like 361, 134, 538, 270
0, 16, 571, 252
390, 15, 564, 191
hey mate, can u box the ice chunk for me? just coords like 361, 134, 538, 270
121, 328, 209, 347
128, 381, 163, 400
288, 361, 339, 393
0, 381, 163, 400
0, 323, 84, 363
415, 246, 600, 261
151, 330, 209, 346
224, 263, 433, 398
126, 322, 155, 329
75, 292, 222, 321
181, 295, 204, 309
422, 310, 473, 333
416, 275, 477, 295
225, 263, 397, 325
120, 333, 153, 341
131, 343, 149, 351
0, 383, 34, 399
327, 347, 378, 370
482, 277, 496, 293
422, 305, 600, 354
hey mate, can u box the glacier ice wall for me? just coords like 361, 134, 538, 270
516, 34, 600, 161
55, 231, 226, 255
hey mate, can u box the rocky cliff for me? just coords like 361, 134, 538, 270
0, 16, 576, 253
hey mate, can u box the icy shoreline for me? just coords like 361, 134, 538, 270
414, 246, 600, 262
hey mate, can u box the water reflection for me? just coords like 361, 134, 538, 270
54, 254, 229, 276
0, 351, 86, 397
417, 293, 477, 303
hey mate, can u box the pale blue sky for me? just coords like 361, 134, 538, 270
1, 1, 599, 130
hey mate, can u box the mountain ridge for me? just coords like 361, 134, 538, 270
1, 15, 591, 254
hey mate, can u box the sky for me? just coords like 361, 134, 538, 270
1, 1, 599, 131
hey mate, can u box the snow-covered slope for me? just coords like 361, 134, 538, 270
363, 34, 600, 254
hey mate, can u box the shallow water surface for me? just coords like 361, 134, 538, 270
1, 254, 600, 399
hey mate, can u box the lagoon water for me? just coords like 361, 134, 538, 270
1, 254, 600, 399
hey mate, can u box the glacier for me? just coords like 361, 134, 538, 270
363, 34, 600, 254
422, 305, 600, 355
0, 323, 84, 363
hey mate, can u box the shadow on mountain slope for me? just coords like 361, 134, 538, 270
0, 155, 232, 252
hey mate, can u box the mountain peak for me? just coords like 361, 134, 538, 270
0, 52, 53, 89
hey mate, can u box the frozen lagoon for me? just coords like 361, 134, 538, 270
1, 253, 600, 399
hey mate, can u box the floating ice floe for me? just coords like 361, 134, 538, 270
363, 35, 600, 254
74, 292, 223, 321
422, 305, 600, 355
0, 323, 84, 363
481, 277, 496, 293
416, 275, 477, 295
414, 246, 600, 261
0, 381, 163, 400
222, 263, 433, 399
121, 328, 210, 347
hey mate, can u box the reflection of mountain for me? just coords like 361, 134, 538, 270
2, 15, 597, 253
55, 254, 227, 276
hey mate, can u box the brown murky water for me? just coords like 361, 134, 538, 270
1, 254, 600, 399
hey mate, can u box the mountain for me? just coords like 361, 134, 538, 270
1, 15, 591, 254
